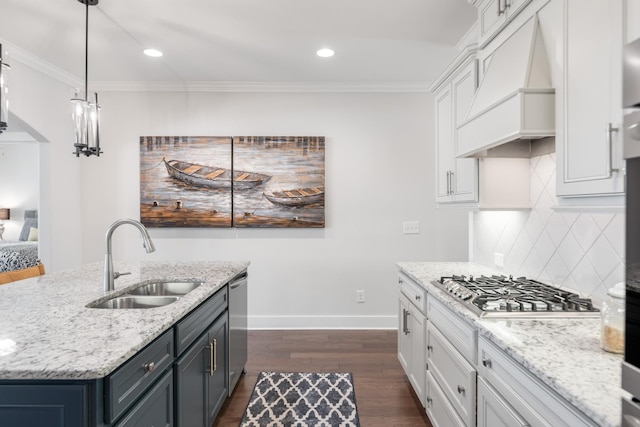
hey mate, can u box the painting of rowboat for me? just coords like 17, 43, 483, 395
264, 187, 325, 207
163, 159, 271, 189
139, 135, 325, 228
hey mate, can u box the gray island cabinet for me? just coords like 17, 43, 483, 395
0, 260, 248, 427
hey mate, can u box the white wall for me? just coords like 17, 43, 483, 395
471, 152, 625, 305
0, 143, 39, 240
7, 60, 85, 271
77, 90, 470, 329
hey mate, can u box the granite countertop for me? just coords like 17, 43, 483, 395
397, 261, 624, 427
0, 260, 249, 381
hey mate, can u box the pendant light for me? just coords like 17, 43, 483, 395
72, 0, 101, 157
0, 44, 10, 134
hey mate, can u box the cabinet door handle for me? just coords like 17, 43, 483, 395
426, 396, 433, 407
405, 310, 411, 335
427, 345, 433, 353
457, 385, 466, 395
213, 339, 217, 372
497, 0, 505, 15
607, 122, 620, 177
415, 294, 421, 302
446, 170, 451, 194
143, 361, 155, 373
482, 358, 492, 368
402, 308, 407, 334
450, 171, 455, 194
207, 339, 217, 376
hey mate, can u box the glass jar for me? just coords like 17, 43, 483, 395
601, 282, 625, 354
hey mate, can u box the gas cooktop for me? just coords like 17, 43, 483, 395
431, 275, 600, 318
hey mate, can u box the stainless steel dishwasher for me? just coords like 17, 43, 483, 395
228, 271, 248, 395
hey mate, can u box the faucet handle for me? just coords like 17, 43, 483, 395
114, 271, 131, 280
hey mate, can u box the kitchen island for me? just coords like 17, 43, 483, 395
0, 260, 249, 426
397, 261, 624, 427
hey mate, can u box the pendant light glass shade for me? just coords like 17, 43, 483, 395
0, 44, 10, 134
72, 0, 102, 157
71, 92, 100, 156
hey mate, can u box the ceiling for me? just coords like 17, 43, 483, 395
0, 0, 477, 88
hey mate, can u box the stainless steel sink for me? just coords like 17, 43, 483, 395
88, 279, 203, 309
90, 295, 181, 309
127, 281, 202, 296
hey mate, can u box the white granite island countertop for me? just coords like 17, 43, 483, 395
397, 261, 624, 427
0, 260, 249, 380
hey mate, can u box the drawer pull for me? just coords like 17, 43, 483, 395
482, 358, 492, 368
143, 362, 155, 373
457, 385, 465, 395
415, 295, 421, 301
427, 345, 433, 352
426, 396, 433, 406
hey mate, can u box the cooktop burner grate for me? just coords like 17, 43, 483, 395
433, 274, 599, 318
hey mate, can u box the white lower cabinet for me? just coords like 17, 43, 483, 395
477, 377, 528, 427
425, 296, 477, 427
426, 371, 466, 427
478, 336, 598, 427
427, 321, 476, 427
397, 273, 426, 404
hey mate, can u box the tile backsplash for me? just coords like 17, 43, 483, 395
471, 153, 625, 304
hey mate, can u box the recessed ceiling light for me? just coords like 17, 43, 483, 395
143, 48, 163, 58
316, 48, 335, 58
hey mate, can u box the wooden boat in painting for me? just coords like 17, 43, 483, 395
163, 158, 271, 189
264, 187, 325, 207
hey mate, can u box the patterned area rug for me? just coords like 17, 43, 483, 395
240, 371, 361, 427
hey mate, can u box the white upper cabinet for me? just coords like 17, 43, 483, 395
550, 0, 625, 197
477, 0, 533, 48
432, 47, 479, 204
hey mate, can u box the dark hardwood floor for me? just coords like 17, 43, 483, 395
213, 330, 432, 427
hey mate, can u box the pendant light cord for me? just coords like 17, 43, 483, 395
84, 0, 89, 102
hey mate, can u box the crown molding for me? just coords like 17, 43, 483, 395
92, 81, 431, 93
0, 38, 82, 89
428, 43, 478, 93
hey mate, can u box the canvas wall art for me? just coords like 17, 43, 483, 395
139, 136, 325, 228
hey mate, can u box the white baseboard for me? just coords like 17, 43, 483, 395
248, 315, 398, 330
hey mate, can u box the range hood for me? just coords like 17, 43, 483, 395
457, 15, 555, 158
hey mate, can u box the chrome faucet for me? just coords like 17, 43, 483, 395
104, 219, 156, 292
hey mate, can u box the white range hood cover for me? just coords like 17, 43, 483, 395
457, 15, 555, 158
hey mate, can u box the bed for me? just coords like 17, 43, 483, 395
0, 210, 39, 273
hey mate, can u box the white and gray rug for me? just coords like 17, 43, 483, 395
240, 371, 361, 427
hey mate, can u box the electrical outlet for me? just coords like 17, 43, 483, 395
356, 290, 365, 303
494, 252, 504, 267
403, 221, 420, 234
